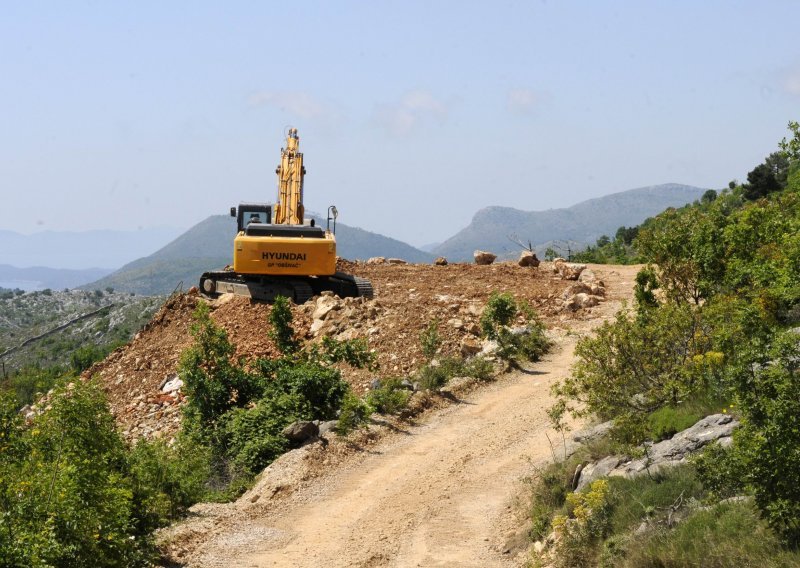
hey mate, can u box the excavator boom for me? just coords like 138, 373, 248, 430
273, 127, 305, 225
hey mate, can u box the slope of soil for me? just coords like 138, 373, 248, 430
87, 261, 606, 441
158, 264, 639, 567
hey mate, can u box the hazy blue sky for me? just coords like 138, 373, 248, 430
2, 1, 798, 246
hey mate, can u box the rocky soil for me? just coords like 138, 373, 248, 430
151, 262, 640, 567
86, 260, 615, 442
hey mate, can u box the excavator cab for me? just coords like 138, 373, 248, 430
231, 203, 272, 232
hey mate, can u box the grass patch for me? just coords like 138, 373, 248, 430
606, 465, 704, 536
646, 395, 729, 442
619, 500, 800, 568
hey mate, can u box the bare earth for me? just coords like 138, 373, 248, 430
162, 264, 639, 567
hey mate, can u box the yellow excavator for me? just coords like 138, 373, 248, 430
199, 128, 373, 303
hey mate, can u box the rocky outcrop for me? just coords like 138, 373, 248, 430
433, 257, 448, 266
576, 414, 739, 491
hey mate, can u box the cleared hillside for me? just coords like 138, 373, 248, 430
433, 183, 707, 260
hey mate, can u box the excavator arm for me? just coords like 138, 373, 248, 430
273, 127, 306, 225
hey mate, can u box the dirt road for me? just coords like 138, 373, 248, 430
167, 264, 638, 567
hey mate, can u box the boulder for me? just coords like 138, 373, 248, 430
564, 293, 599, 310
553, 259, 586, 280
434, 256, 448, 266
309, 319, 325, 335
473, 250, 497, 265
366, 256, 386, 264
518, 251, 540, 267
575, 456, 621, 491
387, 258, 407, 265
562, 282, 592, 299
460, 336, 482, 356
282, 421, 319, 443
578, 268, 596, 283
312, 295, 340, 321
161, 376, 184, 394
448, 318, 464, 329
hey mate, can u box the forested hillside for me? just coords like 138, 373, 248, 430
528, 122, 800, 566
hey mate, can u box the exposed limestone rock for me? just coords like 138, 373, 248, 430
387, 258, 408, 265
576, 414, 739, 491
434, 257, 448, 266
366, 256, 386, 264
553, 259, 586, 280
312, 295, 340, 321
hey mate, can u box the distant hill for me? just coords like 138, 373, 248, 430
0, 265, 114, 291
85, 215, 435, 295
432, 184, 708, 261
0, 227, 184, 270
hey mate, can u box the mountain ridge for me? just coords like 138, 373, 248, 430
433, 183, 708, 260
84, 215, 435, 295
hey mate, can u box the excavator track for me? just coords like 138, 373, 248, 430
199, 270, 371, 304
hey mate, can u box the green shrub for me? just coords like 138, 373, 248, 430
554, 303, 721, 444
419, 318, 442, 360
222, 393, 303, 473
514, 319, 550, 363
691, 442, 746, 502
461, 356, 495, 381
416, 362, 451, 391
552, 479, 613, 567
336, 391, 371, 435
481, 292, 550, 365
311, 336, 377, 370
262, 362, 350, 420
3, 365, 66, 407
128, 435, 212, 527
70, 343, 105, 373
180, 303, 261, 427
0, 382, 154, 567
480, 292, 518, 340
268, 295, 299, 355
732, 331, 800, 545
366, 378, 411, 414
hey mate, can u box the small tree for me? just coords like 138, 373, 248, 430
268, 296, 299, 355
419, 318, 442, 360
